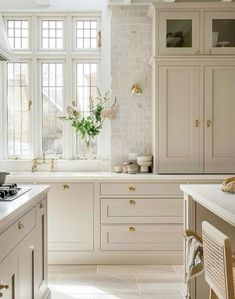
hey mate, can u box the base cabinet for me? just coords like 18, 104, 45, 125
0, 198, 48, 299
48, 183, 94, 251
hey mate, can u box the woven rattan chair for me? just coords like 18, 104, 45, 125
202, 221, 235, 299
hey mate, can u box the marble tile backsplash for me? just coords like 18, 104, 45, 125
110, 5, 152, 167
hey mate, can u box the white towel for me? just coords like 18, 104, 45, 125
185, 236, 204, 282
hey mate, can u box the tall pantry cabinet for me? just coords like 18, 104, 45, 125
150, 3, 235, 174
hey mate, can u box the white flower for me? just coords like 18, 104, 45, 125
66, 104, 80, 118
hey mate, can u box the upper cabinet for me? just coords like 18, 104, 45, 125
159, 12, 200, 55
153, 3, 235, 56
205, 12, 235, 55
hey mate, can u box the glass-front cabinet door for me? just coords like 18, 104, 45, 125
158, 12, 200, 55
205, 12, 235, 55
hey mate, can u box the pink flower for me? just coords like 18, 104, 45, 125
66, 104, 80, 118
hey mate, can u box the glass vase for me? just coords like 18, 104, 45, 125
82, 139, 93, 160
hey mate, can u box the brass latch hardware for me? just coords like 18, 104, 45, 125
206, 120, 212, 128
195, 120, 200, 128
128, 226, 135, 232
128, 200, 136, 205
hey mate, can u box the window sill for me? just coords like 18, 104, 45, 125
0, 159, 111, 172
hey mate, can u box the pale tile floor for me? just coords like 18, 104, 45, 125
48, 265, 184, 299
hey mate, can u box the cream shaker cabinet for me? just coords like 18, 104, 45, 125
157, 61, 235, 174
158, 65, 201, 173
155, 4, 235, 56
48, 183, 94, 251
0, 198, 48, 299
204, 65, 235, 173
158, 11, 200, 56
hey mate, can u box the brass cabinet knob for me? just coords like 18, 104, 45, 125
128, 186, 136, 192
206, 119, 212, 128
63, 184, 69, 189
128, 226, 135, 232
39, 202, 44, 209
128, 200, 136, 205
18, 221, 24, 230
195, 119, 200, 127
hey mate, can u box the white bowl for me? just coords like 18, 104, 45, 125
137, 156, 152, 162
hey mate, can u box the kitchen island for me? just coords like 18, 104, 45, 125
181, 184, 235, 299
0, 185, 50, 298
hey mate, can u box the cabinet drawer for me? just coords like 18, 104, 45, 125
101, 198, 183, 224
101, 225, 183, 251
100, 183, 181, 196
0, 207, 36, 262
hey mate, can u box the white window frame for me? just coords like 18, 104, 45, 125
37, 16, 67, 52
3, 59, 33, 160
72, 58, 101, 159
4, 16, 32, 52
0, 12, 104, 162
72, 16, 101, 53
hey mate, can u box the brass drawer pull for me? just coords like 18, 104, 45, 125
206, 119, 212, 128
39, 202, 44, 209
128, 186, 136, 192
18, 221, 24, 230
195, 119, 200, 128
128, 226, 135, 232
128, 200, 136, 205
63, 184, 69, 189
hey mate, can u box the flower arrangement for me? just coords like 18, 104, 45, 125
59, 89, 117, 159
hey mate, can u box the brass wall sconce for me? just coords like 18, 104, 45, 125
131, 84, 143, 95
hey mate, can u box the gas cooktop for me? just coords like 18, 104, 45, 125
0, 184, 31, 202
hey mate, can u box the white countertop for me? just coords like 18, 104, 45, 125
6, 172, 231, 183
0, 185, 49, 232
181, 184, 235, 227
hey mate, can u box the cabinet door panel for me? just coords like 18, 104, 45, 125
35, 198, 47, 298
158, 65, 201, 173
0, 251, 18, 299
205, 12, 235, 55
48, 183, 94, 250
159, 12, 200, 55
18, 229, 36, 299
205, 66, 235, 172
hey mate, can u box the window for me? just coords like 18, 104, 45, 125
7, 19, 29, 50
1, 13, 101, 160
76, 19, 99, 49
41, 62, 64, 155
76, 62, 98, 156
41, 20, 63, 49
7, 62, 30, 157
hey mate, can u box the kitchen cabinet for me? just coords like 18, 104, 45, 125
0, 194, 49, 299
18, 229, 36, 299
154, 3, 235, 56
205, 12, 235, 55
48, 183, 94, 251
158, 11, 200, 55
0, 250, 18, 299
157, 61, 235, 173
204, 65, 235, 172
35, 199, 47, 299
158, 64, 201, 173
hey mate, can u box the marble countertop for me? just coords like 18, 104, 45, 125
0, 185, 49, 232
181, 184, 235, 227
6, 172, 231, 183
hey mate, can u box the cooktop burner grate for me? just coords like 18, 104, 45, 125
0, 184, 31, 202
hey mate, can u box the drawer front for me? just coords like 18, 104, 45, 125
0, 207, 36, 262
100, 183, 181, 196
101, 225, 183, 251
101, 198, 183, 224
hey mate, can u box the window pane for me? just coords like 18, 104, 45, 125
76, 62, 98, 156
41, 20, 64, 49
41, 62, 63, 155
7, 20, 29, 50
7, 62, 30, 157
76, 20, 98, 49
